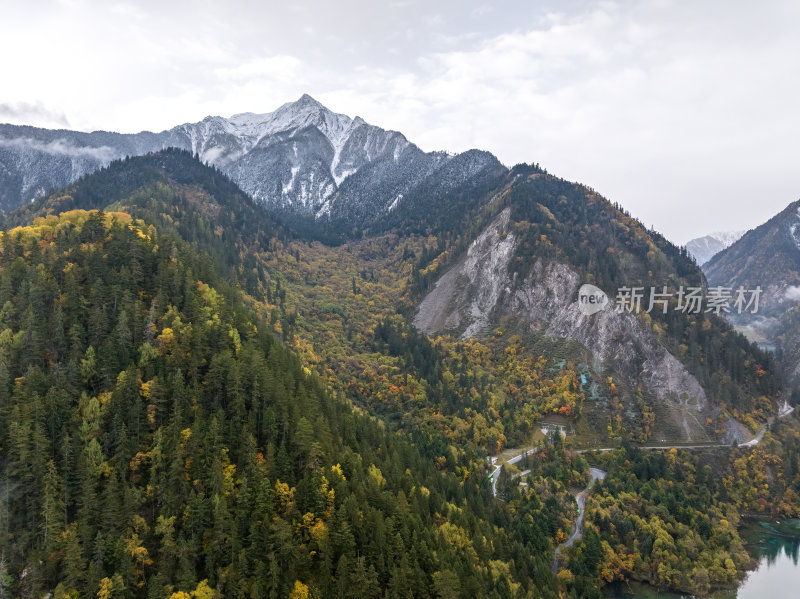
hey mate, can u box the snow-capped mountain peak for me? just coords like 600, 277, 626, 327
223, 94, 356, 149
142, 95, 402, 209
685, 230, 746, 266
0, 94, 501, 226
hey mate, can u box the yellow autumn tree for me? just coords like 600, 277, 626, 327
288, 580, 309, 599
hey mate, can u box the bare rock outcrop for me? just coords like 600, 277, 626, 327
414, 209, 713, 442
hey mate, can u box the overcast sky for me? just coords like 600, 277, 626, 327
1, 0, 798, 243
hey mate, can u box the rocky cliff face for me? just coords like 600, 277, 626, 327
415, 208, 516, 338
415, 208, 713, 442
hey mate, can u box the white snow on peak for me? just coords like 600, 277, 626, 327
173, 95, 365, 163
226, 94, 358, 155
165, 94, 415, 212
707, 230, 746, 247
685, 230, 746, 264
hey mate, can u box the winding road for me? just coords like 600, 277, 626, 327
551, 467, 606, 572
486, 415, 789, 576
490, 404, 793, 498
489, 448, 541, 496
489, 429, 764, 498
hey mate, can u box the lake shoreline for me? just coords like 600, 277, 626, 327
603, 518, 800, 598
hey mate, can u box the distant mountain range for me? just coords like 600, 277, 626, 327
685, 230, 745, 265
705, 201, 800, 313
704, 199, 800, 385
0, 94, 501, 227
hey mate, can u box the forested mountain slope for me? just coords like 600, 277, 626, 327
0, 149, 794, 599
406, 164, 780, 443
705, 199, 800, 313
704, 199, 800, 389
0, 152, 570, 598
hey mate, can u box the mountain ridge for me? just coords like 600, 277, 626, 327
0, 95, 502, 229
705, 199, 800, 312
0, 147, 790, 598
685, 230, 745, 265
705, 198, 800, 387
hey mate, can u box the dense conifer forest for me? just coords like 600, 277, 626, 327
0, 150, 797, 598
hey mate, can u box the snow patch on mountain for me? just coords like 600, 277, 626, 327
283, 166, 300, 195
789, 207, 800, 250
388, 193, 403, 212
332, 168, 356, 186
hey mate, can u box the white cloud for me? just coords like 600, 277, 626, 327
340, 1, 800, 244
0, 137, 117, 162
216, 56, 305, 82
0, 102, 70, 128
471, 5, 493, 17
1, 0, 798, 243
